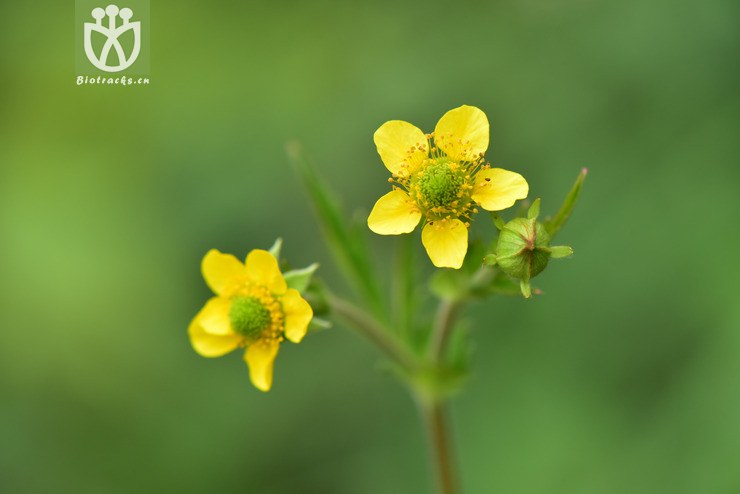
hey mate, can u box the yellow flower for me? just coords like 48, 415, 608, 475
188, 249, 313, 392
368, 105, 529, 269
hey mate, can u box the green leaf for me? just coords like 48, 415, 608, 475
268, 238, 283, 260
287, 142, 384, 316
527, 198, 541, 219
283, 263, 319, 293
545, 168, 588, 238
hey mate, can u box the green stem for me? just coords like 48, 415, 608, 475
428, 266, 495, 361
422, 265, 498, 493
418, 396, 459, 494
327, 293, 419, 372
428, 299, 461, 362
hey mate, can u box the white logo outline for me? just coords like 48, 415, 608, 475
84, 4, 141, 73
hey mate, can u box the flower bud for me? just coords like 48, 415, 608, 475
494, 217, 551, 281
488, 198, 573, 298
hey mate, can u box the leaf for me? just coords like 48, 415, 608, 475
545, 168, 588, 238
287, 142, 384, 316
283, 263, 319, 293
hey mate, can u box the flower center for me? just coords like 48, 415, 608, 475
229, 296, 272, 338
416, 160, 464, 208
406, 157, 477, 222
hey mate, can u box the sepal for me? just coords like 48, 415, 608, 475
268, 237, 283, 260
283, 263, 319, 293
544, 168, 587, 238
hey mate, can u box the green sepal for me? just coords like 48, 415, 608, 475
545, 168, 587, 239
483, 254, 497, 266
546, 246, 574, 259
520, 280, 532, 299
527, 198, 541, 219
268, 238, 283, 261
491, 213, 505, 230
283, 263, 319, 293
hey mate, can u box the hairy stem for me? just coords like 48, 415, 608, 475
418, 397, 459, 494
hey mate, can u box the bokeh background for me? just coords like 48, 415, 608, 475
1, 0, 739, 492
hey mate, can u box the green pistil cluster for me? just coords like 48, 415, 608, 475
416, 160, 464, 208
229, 296, 271, 338
408, 158, 474, 221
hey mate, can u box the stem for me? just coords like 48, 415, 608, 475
428, 299, 461, 361
422, 265, 498, 492
419, 397, 459, 494
427, 266, 495, 361
327, 293, 419, 372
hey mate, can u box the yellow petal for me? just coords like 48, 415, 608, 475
198, 297, 233, 335
367, 189, 421, 235
421, 219, 468, 269
281, 288, 313, 343
188, 316, 242, 358
471, 168, 529, 211
433, 105, 489, 161
244, 340, 280, 392
373, 120, 429, 175
245, 249, 287, 295
201, 249, 246, 295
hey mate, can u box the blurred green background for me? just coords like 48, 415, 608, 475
1, 0, 739, 492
